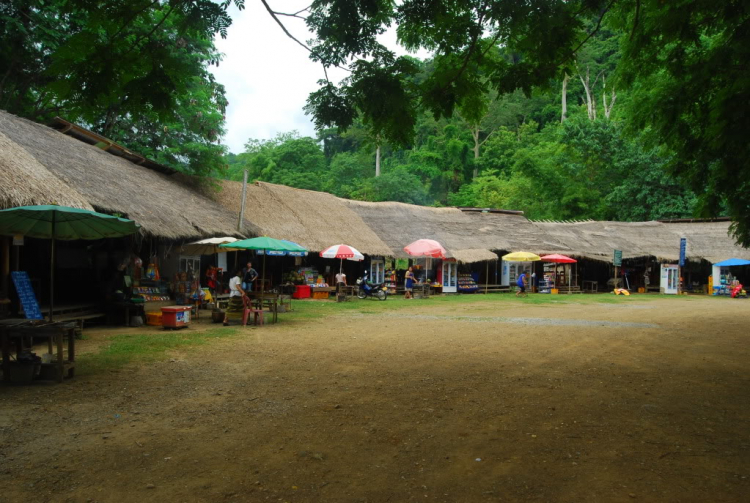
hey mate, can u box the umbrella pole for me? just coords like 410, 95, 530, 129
50, 213, 55, 322
262, 252, 266, 298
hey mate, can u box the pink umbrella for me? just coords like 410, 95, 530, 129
320, 244, 364, 274
404, 239, 447, 259
540, 254, 577, 293
540, 254, 577, 263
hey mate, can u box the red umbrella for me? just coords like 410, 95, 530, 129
540, 254, 577, 263
540, 254, 577, 292
404, 239, 447, 258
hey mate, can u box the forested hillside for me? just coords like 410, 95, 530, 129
4, 1, 745, 238
225, 27, 696, 222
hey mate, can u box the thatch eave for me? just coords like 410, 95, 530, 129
0, 110, 255, 241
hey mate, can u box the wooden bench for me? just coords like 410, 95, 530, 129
35, 303, 106, 334
477, 284, 511, 293
556, 286, 583, 294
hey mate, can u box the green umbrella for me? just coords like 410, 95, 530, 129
219, 237, 307, 297
0, 205, 140, 321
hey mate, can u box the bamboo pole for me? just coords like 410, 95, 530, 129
237, 170, 248, 231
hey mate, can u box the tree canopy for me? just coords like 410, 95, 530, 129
262, 0, 749, 245
0, 0, 244, 175
2, 0, 748, 244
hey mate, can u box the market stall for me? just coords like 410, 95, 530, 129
711, 258, 750, 297
320, 244, 365, 300
501, 252, 541, 293
539, 254, 578, 294
404, 239, 447, 294
0, 205, 140, 330
219, 237, 308, 323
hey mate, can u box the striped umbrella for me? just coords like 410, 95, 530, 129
320, 244, 364, 274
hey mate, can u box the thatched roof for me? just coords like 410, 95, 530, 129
208, 181, 394, 255
0, 110, 258, 240
532, 220, 750, 263
343, 200, 568, 262
659, 221, 750, 264
0, 130, 93, 210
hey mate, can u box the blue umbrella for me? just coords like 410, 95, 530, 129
713, 258, 750, 267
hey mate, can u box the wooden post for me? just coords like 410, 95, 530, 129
614, 265, 618, 292
484, 260, 490, 295
237, 169, 248, 231
50, 213, 56, 322
1, 237, 9, 299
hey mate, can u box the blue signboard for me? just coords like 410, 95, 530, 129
679, 238, 687, 267
11, 271, 44, 320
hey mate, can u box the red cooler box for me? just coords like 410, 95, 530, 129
293, 284, 311, 299
161, 306, 192, 328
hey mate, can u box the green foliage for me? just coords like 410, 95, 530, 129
0, 0, 242, 175
613, 0, 750, 245
227, 132, 327, 191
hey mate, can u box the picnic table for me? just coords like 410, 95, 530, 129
246, 292, 280, 324
582, 280, 598, 293
1, 319, 76, 383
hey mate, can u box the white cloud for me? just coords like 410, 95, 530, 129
211, 1, 430, 153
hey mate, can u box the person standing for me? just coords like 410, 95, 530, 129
224, 269, 246, 326
335, 270, 347, 293
243, 261, 258, 292
404, 266, 416, 299
516, 272, 528, 297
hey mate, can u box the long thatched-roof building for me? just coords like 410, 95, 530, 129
532, 219, 750, 264
210, 180, 394, 256
2, 109, 748, 265
0, 110, 258, 241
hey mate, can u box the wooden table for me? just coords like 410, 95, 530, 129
1, 320, 76, 383
413, 284, 431, 299
338, 285, 358, 300
582, 280, 598, 293
247, 293, 279, 323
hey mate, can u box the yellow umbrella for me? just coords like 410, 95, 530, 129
502, 251, 541, 262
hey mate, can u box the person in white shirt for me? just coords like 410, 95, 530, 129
335, 271, 347, 295
223, 269, 246, 325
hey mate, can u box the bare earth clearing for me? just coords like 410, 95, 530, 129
1, 295, 748, 502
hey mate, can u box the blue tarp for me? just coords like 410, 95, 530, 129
713, 258, 750, 267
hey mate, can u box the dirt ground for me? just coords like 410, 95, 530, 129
1, 295, 748, 502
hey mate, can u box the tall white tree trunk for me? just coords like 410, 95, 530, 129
375, 144, 381, 177
561, 73, 570, 123
602, 76, 617, 120
472, 125, 480, 179
577, 65, 600, 121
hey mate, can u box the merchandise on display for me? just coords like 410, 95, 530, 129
457, 273, 479, 293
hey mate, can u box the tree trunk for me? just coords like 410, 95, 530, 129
561, 73, 570, 123
602, 76, 617, 120
577, 65, 598, 121
375, 144, 381, 177
472, 125, 480, 179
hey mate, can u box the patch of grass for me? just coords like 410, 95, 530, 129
77, 327, 240, 375
77, 292, 702, 375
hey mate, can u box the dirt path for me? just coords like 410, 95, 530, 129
1, 296, 748, 502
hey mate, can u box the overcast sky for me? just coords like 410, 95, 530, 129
210, 1, 429, 153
